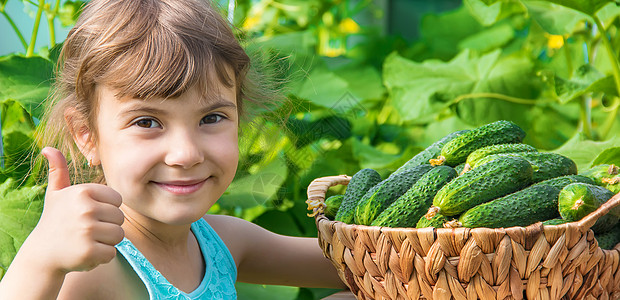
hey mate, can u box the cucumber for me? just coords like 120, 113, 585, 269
428, 155, 533, 217
430, 120, 526, 167
354, 164, 434, 225
324, 195, 344, 220
458, 184, 561, 228
454, 163, 466, 175
464, 143, 538, 170
417, 213, 451, 228
335, 168, 382, 224
543, 218, 569, 225
558, 183, 619, 233
595, 224, 620, 250
580, 164, 620, 194
371, 166, 457, 228
475, 152, 577, 183
532, 174, 595, 189
390, 130, 469, 178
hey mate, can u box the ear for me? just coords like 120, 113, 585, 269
64, 107, 100, 166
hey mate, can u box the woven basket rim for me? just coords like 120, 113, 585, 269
306, 174, 620, 299
307, 174, 620, 237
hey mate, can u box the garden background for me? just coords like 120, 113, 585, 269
1, 0, 620, 299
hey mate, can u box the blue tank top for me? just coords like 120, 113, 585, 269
115, 218, 237, 299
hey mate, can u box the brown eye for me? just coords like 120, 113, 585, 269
200, 114, 224, 125
134, 118, 160, 128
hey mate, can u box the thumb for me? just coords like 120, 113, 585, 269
42, 147, 71, 192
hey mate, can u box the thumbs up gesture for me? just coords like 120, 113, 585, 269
27, 147, 125, 273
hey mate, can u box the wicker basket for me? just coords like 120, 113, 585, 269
306, 175, 620, 300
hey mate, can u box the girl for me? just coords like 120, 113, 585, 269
0, 0, 347, 299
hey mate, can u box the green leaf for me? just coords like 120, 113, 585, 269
464, 0, 503, 26
419, 6, 484, 60
383, 51, 472, 124
218, 156, 288, 209
0, 55, 53, 119
251, 210, 303, 236
523, 1, 589, 34
297, 66, 350, 109
596, 2, 620, 24
58, 1, 85, 27
333, 64, 385, 101
464, 0, 525, 26
250, 30, 316, 55
0, 179, 45, 279
531, 0, 612, 16
1, 99, 36, 135
552, 65, 614, 103
1, 129, 37, 182
383, 49, 539, 125
591, 147, 620, 166
524, 104, 579, 150
458, 23, 515, 52
552, 133, 620, 170
235, 282, 299, 300
350, 138, 400, 170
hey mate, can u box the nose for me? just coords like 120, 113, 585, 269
164, 130, 204, 169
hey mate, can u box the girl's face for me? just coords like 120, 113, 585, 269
87, 81, 239, 226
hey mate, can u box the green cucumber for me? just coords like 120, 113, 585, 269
324, 195, 344, 220
595, 224, 620, 250
543, 218, 569, 225
429, 156, 533, 217
371, 166, 457, 228
430, 120, 526, 167
454, 163, 466, 175
464, 143, 538, 170
335, 168, 382, 224
458, 184, 561, 228
390, 130, 469, 178
475, 152, 577, 183
558, 183, 619, 233
417, 213, 451, 228
532, 175, 595, 189
580, 164, 620, 194
354, 164, 434, 225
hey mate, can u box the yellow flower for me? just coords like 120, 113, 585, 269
243, 15, 261, 30
547, 34, 564, 49
339, 18, 360, 34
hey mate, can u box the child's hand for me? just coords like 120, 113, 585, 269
30, 147, 125, 274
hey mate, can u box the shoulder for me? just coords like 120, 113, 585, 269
57, 252, 148, 299
203, 214, 288, 265
202, 214, 258, 265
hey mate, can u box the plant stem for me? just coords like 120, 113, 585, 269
564, 36, 573, 77
47, 16, 55, 46
26, 0, 47, 57
46, 0, 61, 46
22, 108, 37, 130
1, 11, 28, 51
579, 95, 593, 139
453, 93, 539, 105
593, 15, 620, 139
600, 97, 619, 139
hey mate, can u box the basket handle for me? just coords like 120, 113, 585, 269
576, 191, 620, 232
305, 175, 352, 217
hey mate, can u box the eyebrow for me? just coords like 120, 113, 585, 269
119, 99, 237, 117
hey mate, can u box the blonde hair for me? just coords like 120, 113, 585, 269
38, 0, 281, 184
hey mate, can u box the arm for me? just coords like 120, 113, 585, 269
204, 214, 348, 289
0, 148, 125, 299
0, 238, 67, 299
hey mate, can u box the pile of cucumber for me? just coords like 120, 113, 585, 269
322, 120, 620, 250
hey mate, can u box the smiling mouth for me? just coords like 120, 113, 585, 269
154, 178, 210, 195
